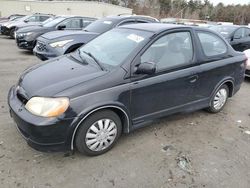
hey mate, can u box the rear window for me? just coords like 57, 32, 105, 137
197, 32, 227, 57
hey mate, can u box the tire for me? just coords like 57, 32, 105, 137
206, 84, 229, 113
75, 110, 122, 156
9, 28, 15, 39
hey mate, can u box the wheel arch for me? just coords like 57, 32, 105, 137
70, 105, 130, 150
210, 77, 235, 101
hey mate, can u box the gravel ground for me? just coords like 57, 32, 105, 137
0, 35, 250, 188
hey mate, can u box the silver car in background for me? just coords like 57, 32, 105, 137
244, 49, 250, 77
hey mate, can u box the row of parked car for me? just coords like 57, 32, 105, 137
0, 13, 159, 59
2, 13, 250, 156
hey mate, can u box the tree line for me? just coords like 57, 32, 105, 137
120, 0, 250, 25
49, 0, 250, 24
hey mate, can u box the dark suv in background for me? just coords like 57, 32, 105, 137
33, 15, 159, 60
0, 13, 53, 38
15, 16, 97, 51
210, 25, 250, 52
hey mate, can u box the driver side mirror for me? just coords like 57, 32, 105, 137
57, 25, 66, 30
135, 62, 156, 75
24, 20, 29, 23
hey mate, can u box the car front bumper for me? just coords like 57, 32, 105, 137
33, 39, 63, 61
0, 26, 10, 35
8, 86, 75, 152
16, 38, 35, 50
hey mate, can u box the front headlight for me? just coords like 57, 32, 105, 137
49, 40, 73, 48
19, 32, 33, 37
25, 97, 69, 117
25, 32, 33, 36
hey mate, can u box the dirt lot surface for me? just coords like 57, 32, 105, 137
0, 35, 250, 188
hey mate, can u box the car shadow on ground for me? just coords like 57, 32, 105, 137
19, 50, 34, 56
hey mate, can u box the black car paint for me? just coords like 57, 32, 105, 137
8, 24, 246, 152
16, 16, 96, 50
33, 16, 159, 60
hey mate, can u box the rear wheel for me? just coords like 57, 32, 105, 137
207, 84, 229, 113
75, 110, 122, 156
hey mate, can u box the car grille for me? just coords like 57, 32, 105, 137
36, 41, 47, 52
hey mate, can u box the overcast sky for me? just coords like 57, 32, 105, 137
209, 0, 250, 5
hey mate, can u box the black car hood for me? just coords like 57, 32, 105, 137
19, 55, 106, 97
17, 25, 53, 33
41, 30, 99, 40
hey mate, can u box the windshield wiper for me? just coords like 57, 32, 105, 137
77, 49, 88, 64
82, 50, 105, 71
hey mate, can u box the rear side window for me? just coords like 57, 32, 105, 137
234, 28, 244, 39
118, 20, 136, 26
197, 32, 227, 57
39, 16, 50, 22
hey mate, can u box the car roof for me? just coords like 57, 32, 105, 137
56, 15, 96, 19
120, 23, 196, 33
106, 15, 159, 22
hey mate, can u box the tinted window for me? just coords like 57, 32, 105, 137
137, 20, 150, 23
234, 28, 244, 39
25, 16, 40, 22
84, 19, 116, 33
43, 17, 65, 27
59, 18, 81, 29
244, 28, 250, 38
198, 32, 227, 57
39, 16, 50, 22
210, 25, 237, 38
118, 20, 136, 26
141, 32, 193, 71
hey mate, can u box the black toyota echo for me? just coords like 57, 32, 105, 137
8, 24, 247, 156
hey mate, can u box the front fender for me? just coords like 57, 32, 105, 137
68, 102, 131, 150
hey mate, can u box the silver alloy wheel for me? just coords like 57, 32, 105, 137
85, 119, 117, 151
213, 88, 227, 110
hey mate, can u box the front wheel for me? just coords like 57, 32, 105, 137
206, 84, 229, 113
75, 110, 122, 156
9, 28, 15, 39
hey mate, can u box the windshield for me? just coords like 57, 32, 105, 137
18, 15, 30, 22
43, 17, 65, 27
79, 28, 152, 68
42, 17, 55, 25
210, 25, 237, 38
10, 16, 22, 21
84, 18, 116, 33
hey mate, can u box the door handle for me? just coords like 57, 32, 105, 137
188, 75, 198, 83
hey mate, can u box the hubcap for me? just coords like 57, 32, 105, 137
85, 119, 117, 151
213, 88, 227, 110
